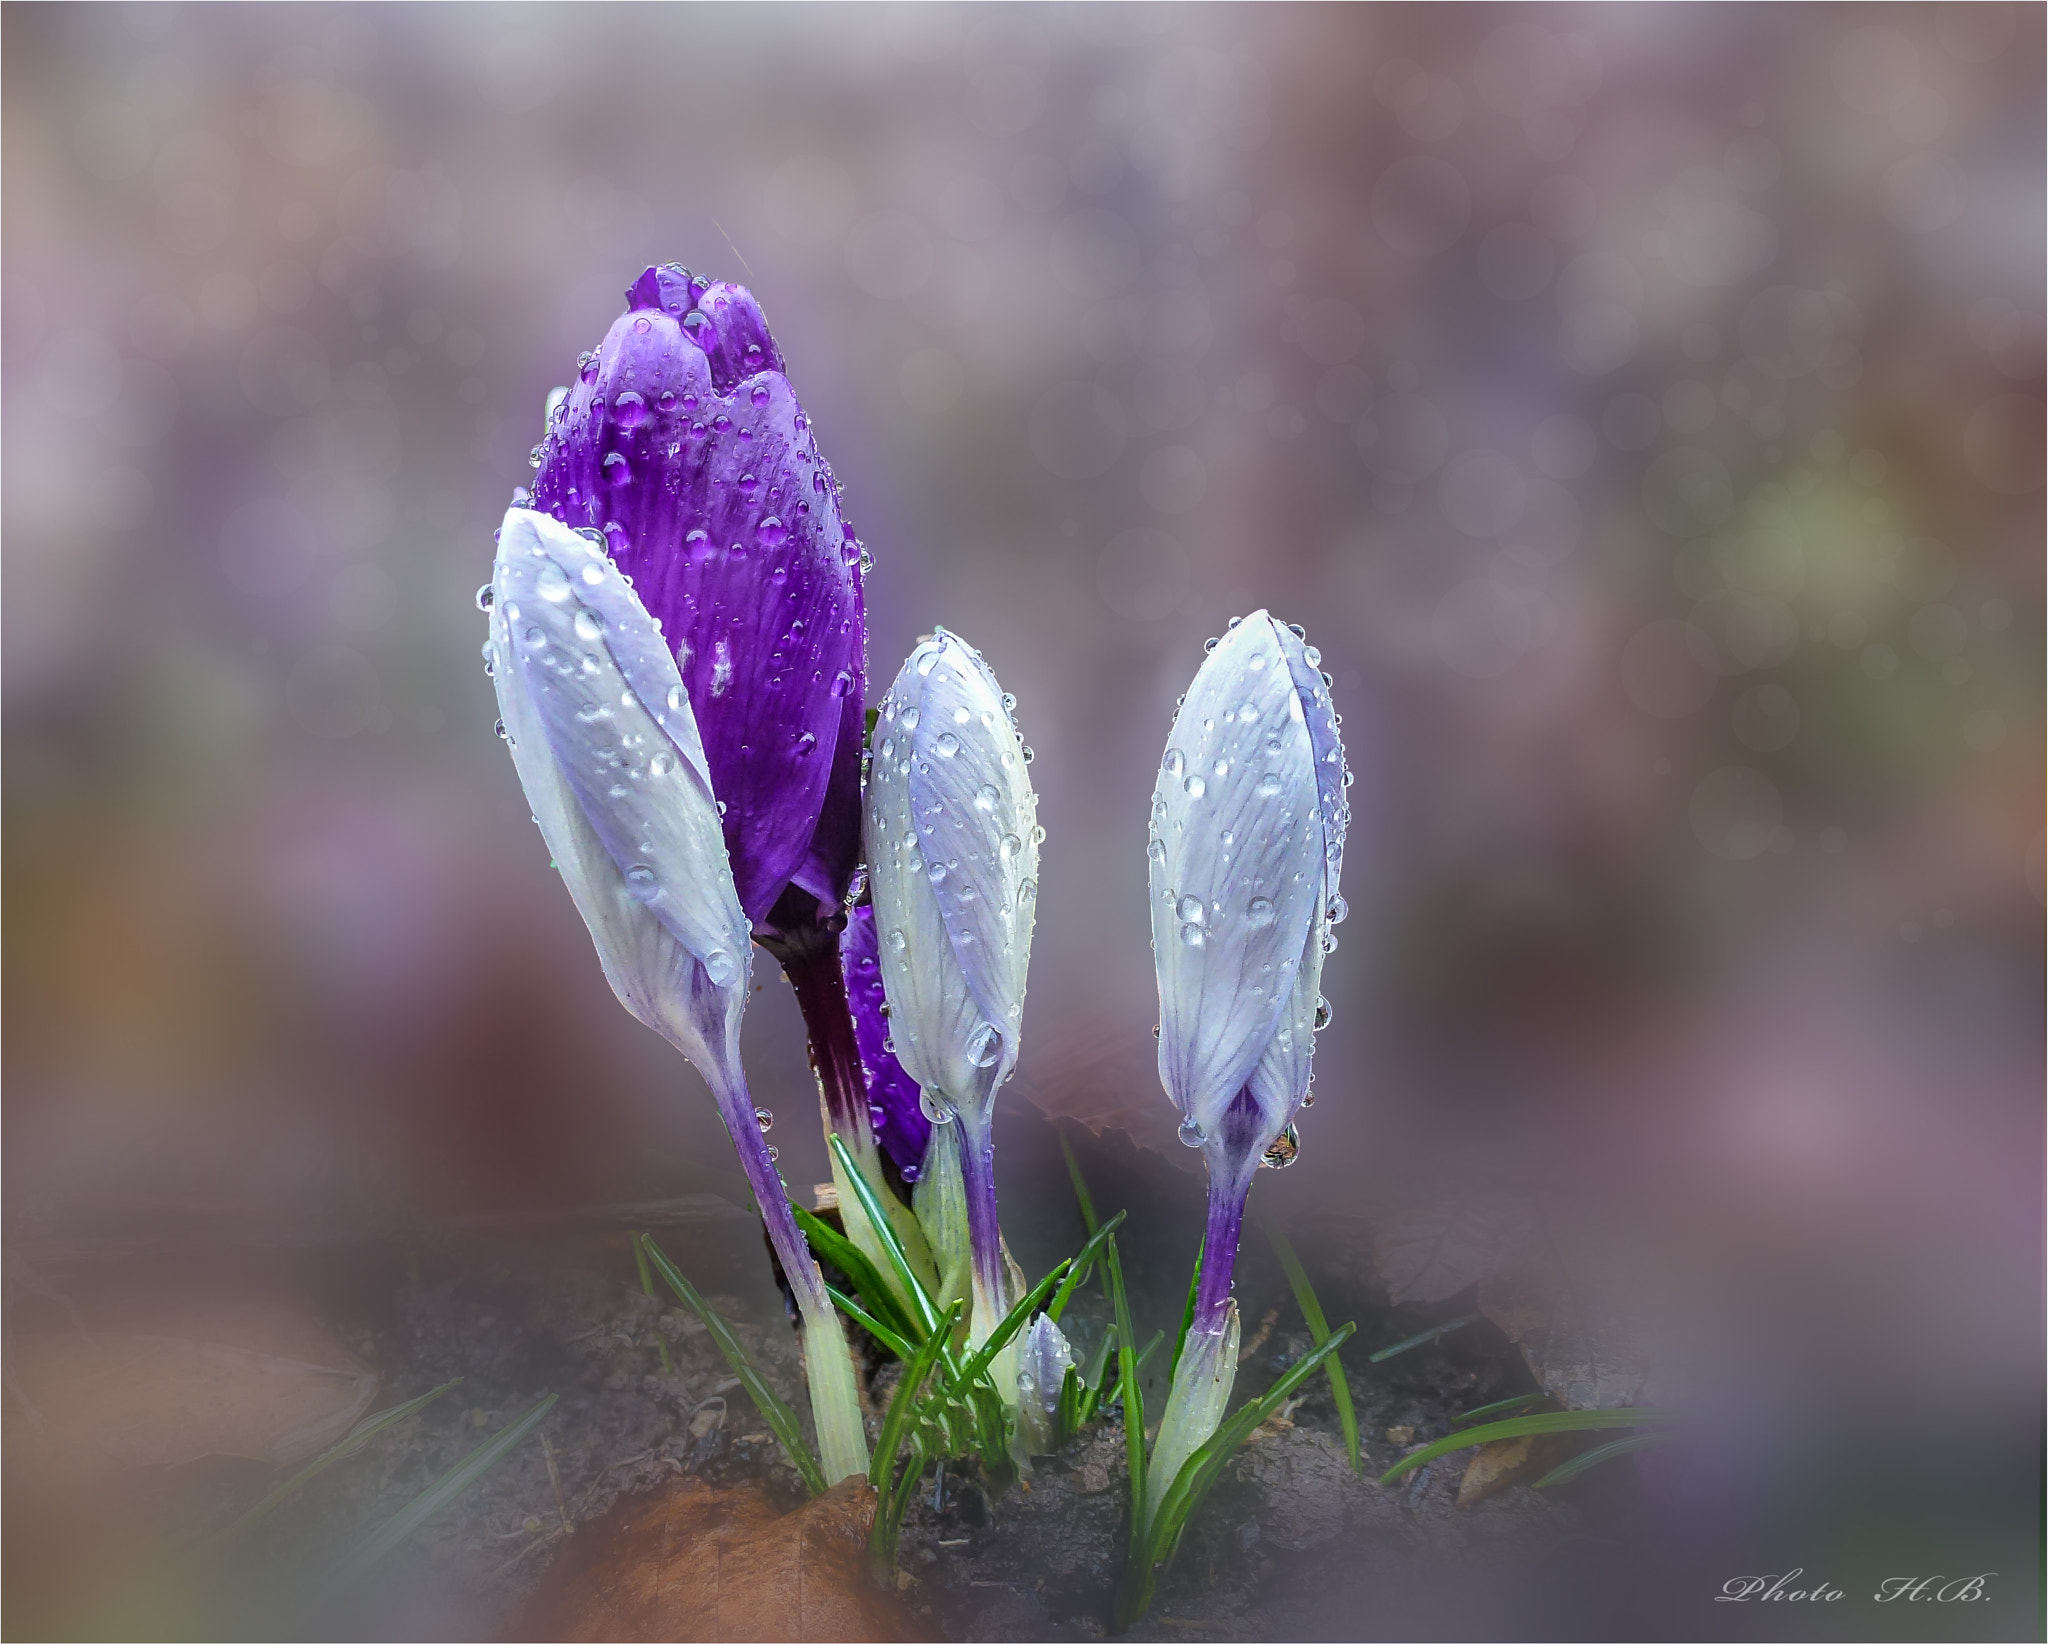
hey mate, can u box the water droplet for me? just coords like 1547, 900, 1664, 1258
934, 732, 960, 758
1204, 636, 1220, 652
975, 783, 1000, 811
1178, 1116, 1206, 1147
766, 1145, 779, 1162
1184, 775, 1206, 799
1256, 773, 1284, 799
603, 450, 631, 485
1247, 896, 1276, 926
1303, 644, 1322, 666
523, 625, 547, 649
967, 1023, 1002, 1068
754, 1107, 774, 1133
535, 563, 573, 603
999, 833, 1023, 863
1147, 837, 1166, 866
927, 861, 948, 885
475, 583, 495, 611
1179, 923, 1204, 948
649, 752, 675, 777
703, 948, 739, 986
625, 865, 659, 903
1313, 996, 1332, 1031
1287, 623, 1306, 639
667, 684, 687, 712
1260, 1125, 1300, 1169
900, 706, 920, 731
1152, 1023, 1162, 1039
493, 718, 509, 740
888, 929, 907, 952
613, 390, 646, 428
528, 443, 544, 469
1321, 930, 1340, 954
1300, 1092, 1316, 1108
1022, 745, 1035, 763
1163, 748, 1185, 778
1177, 895, 1205, 924
1032, 824, 1046, 844
920, 1090, 955, 1124
900, 1163, 921, 1184
1212, 758, 1230, 779
758, 515, 787, 547
1327, 893, 1349, 925
574, 609, 604, 641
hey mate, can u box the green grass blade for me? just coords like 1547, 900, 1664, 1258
1367, 1310, 1483, 1362
1075, 1326, 1117, 1427
1264, 1222, 1359, 1473
830, 1135, 943, 1341
868, 1299, 963, 1572
1058, 1128, 1100, 1234
1377, 1408, 1679, 1486
1125, 1323, 1356, 1627
794, 1203, 921, 1345
952, 1257, 1072, 1388
334, 1392, 557, 1576
206, 1378, 464, 1549
1165, 1250, 1203, 1386
1047, 1208, 1128, 1324
1453, 1393, 1545, 1426
1102, 1230, 1146, 1577
632, 1232, 675, 1374
827, 1284, 916, 1361
640, 1235, 828, 1495
1532, 1430, 1677, 1489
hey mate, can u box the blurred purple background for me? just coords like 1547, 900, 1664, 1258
4, 1, 2042, 1606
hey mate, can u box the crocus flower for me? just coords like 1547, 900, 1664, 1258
1144, 611, 1348, 1499
485, 505, 867, 1482
1015, 1312, 1076, 1457
865, 628, 1041, 1345
529, 266, 928, 1297
529, 265, 882, 1154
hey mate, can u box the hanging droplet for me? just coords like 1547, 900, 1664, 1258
1260, 1125, 1300, 1169
492, 718, 509, 740
1313, 995, 1332, 1031
624, 865, 659, 903
1178, 1116, 1206, 1148
703, 949, 738, 985
1326, 893, 1349, 925
475, 583, 495, 611
1247, 896, 1276, 927
754, 1107, 774, 1133
919, 1090, 955, 1125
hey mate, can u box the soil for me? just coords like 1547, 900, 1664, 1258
2, 1128, 1624, 1642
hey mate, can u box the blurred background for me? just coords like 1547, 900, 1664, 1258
4, 1, 2041, 1627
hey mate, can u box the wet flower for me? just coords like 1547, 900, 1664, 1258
487, 500, 867, 1484
865, 628, 1040, 1342
1015, 1312, 1076, 1457
1144, 611, 1348, 1493
842, 902, 932, 1187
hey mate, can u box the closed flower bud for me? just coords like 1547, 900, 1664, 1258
865, 627, 1040, 1343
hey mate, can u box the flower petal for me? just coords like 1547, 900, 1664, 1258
1150, 613, 1328, 1136
841, 902, 931, 1184
489, 505, 752, 1080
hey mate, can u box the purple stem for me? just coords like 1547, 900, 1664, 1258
1194, 1151, 1258, 1334
956, 1111, 1009, 1321
758, 911, 869, 1146
711, 1074, 827, 1319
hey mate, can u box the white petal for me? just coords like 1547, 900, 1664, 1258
489, 507, 752, 1084
1150, 613, 1325, 1135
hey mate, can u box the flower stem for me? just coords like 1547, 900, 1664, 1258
1193, 1155, 1256, 1334
710, 1073, 868, 1484
955, 1110, 1010, 1346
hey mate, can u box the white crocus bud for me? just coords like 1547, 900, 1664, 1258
489, 506, 753, 1072
866, 628, 1040, 1348
1149, 611, 1348, 1199
486, 504, 868, 1483
1015, 1312, 1076, 1458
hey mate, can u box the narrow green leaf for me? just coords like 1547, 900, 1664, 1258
206, 1378, 464, 1549
827, 1285, 915, 1362
1127, 1324, 1357, 1628
953, 1257, 1072, 1389
632, 1231, 676, 1373
1058, 1128, 1100, 1235
1103, 1230, 1146, 1573
1075, 1325, 1118, 1427
1377, 1408, 1680, 1486
1264, 1222, 1359, 1473
830, 1135, 943, 1342
1532, 1431, 1677, 1490
641, 1236, 828, 1495
334, 1392, 557, 1576
1165, 1249, 1203, 1386
868, 1298, 963, 1572
1452, 1393, 1545, 1426
1047, 1208, 1128, 1324
794, 1203, 920, 1345
1368, 1310, 1483, 1362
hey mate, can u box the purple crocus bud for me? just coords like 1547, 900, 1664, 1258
529, 266, 864, 932
529, 267, 881, 1174
842, 902, 933, 1187
1144, 611, 1348, 1502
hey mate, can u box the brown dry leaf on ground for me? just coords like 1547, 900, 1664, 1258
7, 1292, 378, 1476
531, 1474, 919, 1643
1453, 1435, 1567, 1508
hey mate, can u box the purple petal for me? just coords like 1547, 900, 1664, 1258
531, 266, 864, 924
842, 902, 932, 1184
